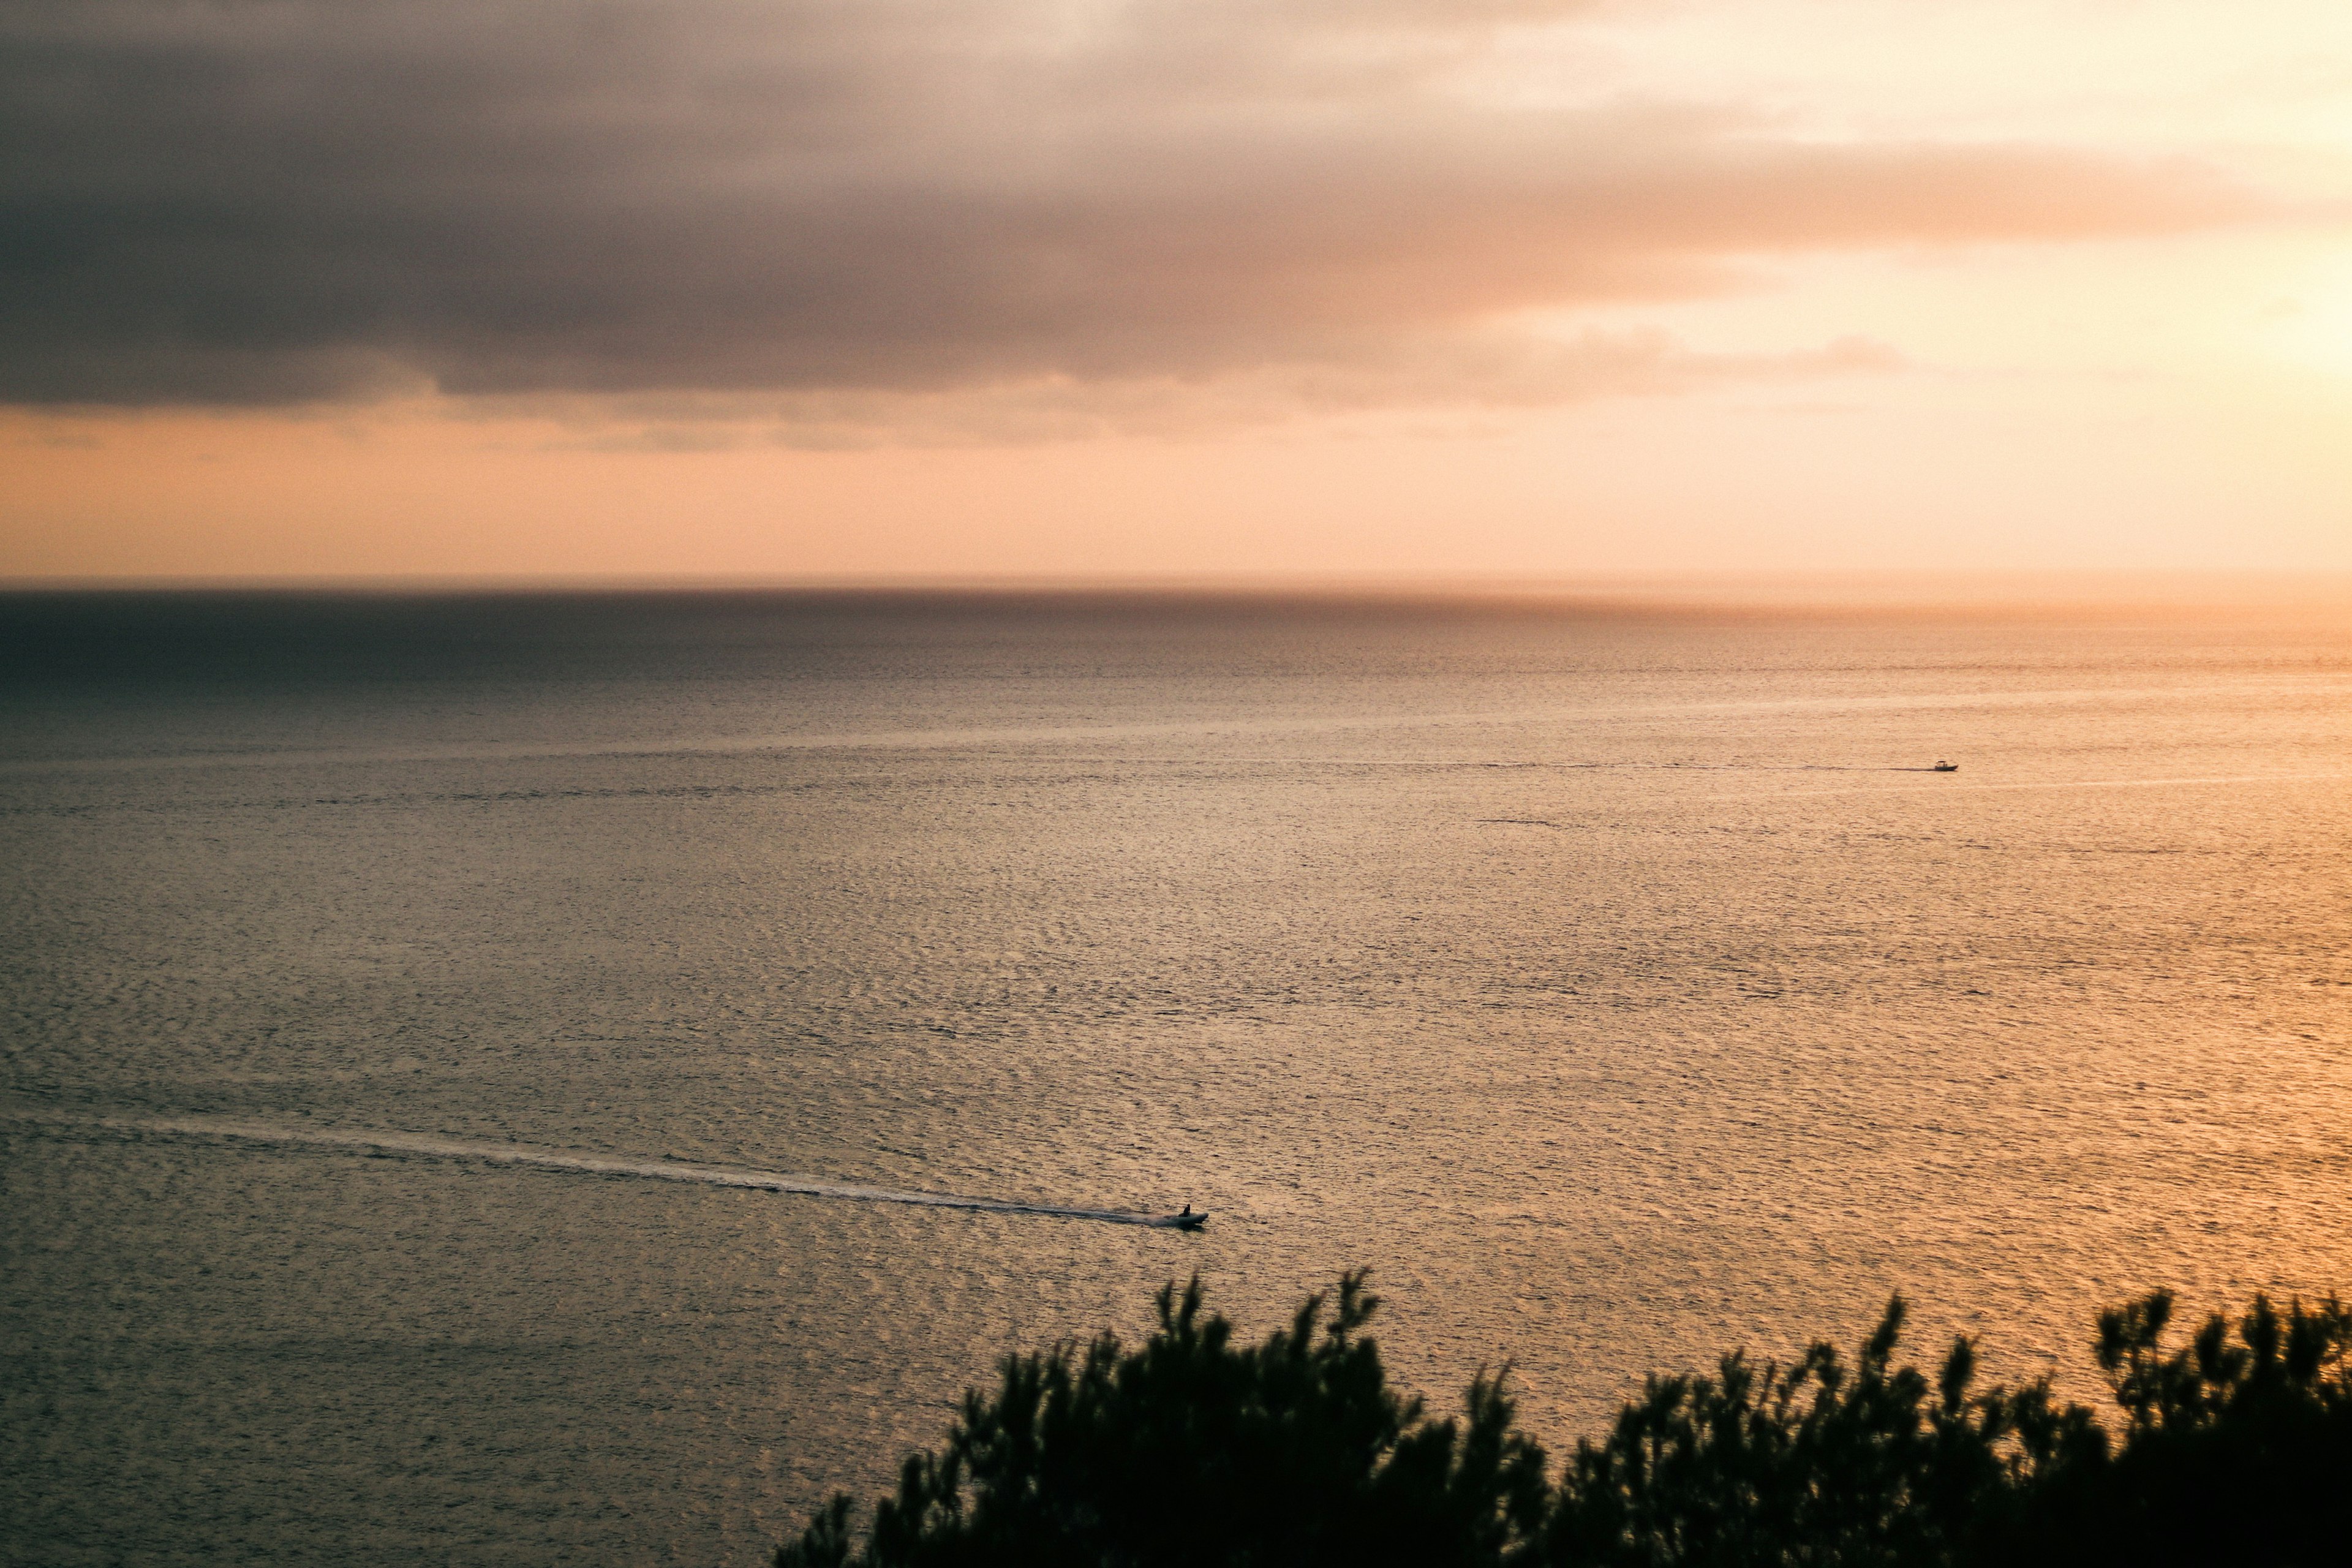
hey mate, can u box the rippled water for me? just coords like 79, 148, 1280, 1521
5, 591, 2350, 1567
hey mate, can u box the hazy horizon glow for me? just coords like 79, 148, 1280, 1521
6, 0, 2351, 580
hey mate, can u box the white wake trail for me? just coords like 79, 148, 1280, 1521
10, 1111, 1201, 1230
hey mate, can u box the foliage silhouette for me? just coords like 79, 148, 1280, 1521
2001, 1290, 2352, 1567
775, 1275, 2352, 1568
776, 1270, 1546, 1568
1540, 1294, 2099, 1568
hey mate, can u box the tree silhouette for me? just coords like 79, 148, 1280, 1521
2003, 1291, 2352, 1566
1541, 1294, 2101, 1568
777, 1271, 1547, 1568
775, 1276, 2352, 1568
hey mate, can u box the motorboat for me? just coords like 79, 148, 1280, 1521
1163, 1208, 1207, 1231
1932, 760, 1959, 772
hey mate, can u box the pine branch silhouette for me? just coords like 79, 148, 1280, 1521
777, 1277, 2352, 1568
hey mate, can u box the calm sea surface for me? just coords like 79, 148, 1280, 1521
4, 591, 2349, 1566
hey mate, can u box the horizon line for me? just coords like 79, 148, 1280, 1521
5, 568, 2350, 614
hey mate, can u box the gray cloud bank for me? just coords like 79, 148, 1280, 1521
1, 0, 2263, 412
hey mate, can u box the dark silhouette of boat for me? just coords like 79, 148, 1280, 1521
1163, 1206, 1207, 1231
1932, 760, 1959, 772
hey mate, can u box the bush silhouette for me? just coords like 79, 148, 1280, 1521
776, 1275, 2352, 1568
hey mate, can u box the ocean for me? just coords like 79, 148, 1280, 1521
4, 589, 2348, 1566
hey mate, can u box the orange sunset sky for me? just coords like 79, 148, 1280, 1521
5, 0, 2351, 583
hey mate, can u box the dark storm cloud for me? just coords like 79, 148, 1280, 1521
0, 0, 2264, 408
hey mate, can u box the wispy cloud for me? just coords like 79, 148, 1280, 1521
0, 0, 2266, 417
505, 326, 1904, 448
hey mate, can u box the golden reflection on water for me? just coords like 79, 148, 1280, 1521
2, 596, 2348, 1565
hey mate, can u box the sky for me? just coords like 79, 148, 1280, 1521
4, 0, 2351, 584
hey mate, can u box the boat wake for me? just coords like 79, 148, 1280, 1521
6, 1110, 1203, 1230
